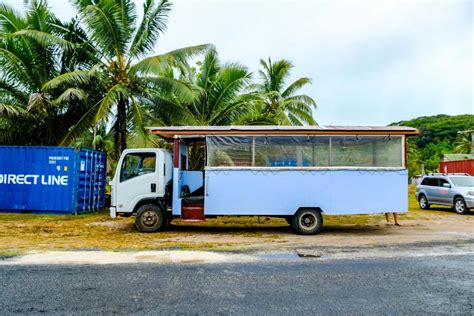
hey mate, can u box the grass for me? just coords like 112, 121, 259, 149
0, 185, 457, 254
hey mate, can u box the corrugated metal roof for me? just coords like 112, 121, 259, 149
147, 125, 419, 139
443, 154, 474, 161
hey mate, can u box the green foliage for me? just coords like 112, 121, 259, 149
250, 58, 317, 125
0, 0, 319, 163
392, 114, 474, 175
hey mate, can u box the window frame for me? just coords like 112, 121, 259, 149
205, 134, 406, 170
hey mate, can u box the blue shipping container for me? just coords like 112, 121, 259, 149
0, 146, 106, 214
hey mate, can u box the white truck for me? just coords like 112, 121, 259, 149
110, 125, 418, 235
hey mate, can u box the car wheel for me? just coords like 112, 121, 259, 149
453, 197, 468, 215
418, 194, 430, 210
135, 204, 165, 232
291, 209, 323, 235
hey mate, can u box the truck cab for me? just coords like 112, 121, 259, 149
110, 148, 173, 219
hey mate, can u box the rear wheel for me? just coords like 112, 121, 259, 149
135, 204, 165, 232
291, 209, 323, 235
453, 197, 468, 215
418, 194, 430, 210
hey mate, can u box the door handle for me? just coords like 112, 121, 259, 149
151, 183, 156, 193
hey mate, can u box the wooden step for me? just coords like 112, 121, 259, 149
181, 205, 205, 221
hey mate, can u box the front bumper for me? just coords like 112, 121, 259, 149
110, 206, 117, 218
464, 197, 474, 209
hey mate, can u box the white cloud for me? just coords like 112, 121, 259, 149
4, 0, 472, 125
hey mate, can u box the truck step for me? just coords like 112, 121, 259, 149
181, 205, 205, 221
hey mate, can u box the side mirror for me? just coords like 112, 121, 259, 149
442, 183, 451, 188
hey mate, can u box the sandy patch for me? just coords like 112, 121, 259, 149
0, 250, 256, 265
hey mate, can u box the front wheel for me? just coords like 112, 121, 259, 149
418, 194, 430, 210
291, 209, 323, 235
135, 204, 165, 232
453, 197, 468, 215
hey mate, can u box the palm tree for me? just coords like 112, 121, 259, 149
253, 58, 317, 125
43, 0, 210, 157
150, 49, 256, 126
454, 131, 473, 154
0, 1, 91, 145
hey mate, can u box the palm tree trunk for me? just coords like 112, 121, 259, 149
114, 97, 127, 158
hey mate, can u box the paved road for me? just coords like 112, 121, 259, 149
1, 254, 473, 314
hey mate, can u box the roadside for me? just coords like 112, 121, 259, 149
0, 186, 473, 259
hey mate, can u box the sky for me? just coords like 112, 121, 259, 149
7, 0, 474, 126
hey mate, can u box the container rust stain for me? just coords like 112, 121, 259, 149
0, 146, 106, 214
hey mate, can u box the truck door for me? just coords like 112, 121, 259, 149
115, 151, 158, 213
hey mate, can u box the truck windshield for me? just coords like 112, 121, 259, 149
450, 176, 474, 187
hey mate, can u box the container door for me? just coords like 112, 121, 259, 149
115, 151, 159, 213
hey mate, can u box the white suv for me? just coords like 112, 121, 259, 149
415, 174, 474, 214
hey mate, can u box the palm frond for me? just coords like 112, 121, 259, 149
54, 87, 87, 105
0, 103, 25, 116
144, 76, 195, 103
282, 77, 311, 98
130, 44, 211, 75
42, 69, 91, 90
60, 100, 102, 145
80, 1, 130, 58
95, 83, 129, 122
285, 94, 317, 108
13, 29, 77, 51
0, 3, 27, 33
129, 0, 172, 58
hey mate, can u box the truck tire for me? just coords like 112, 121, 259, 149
453, 197, 468, 215
292, 208, 323, 235
418, 194, 430, 210
135, 204, 165, 233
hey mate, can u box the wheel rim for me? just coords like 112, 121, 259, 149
420, 197, 426, 208
299, 212, 317, 230
455, 201, 465, 213
142, 210, 158, 227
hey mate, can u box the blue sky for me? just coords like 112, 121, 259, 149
7, 0, 473, 125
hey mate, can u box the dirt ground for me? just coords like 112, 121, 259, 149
0, 186, 473, 256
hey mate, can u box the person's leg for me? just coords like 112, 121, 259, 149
384, 212, 390, 224
393, 212, 400, 226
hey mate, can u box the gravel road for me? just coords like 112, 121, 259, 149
1, 253, 473, 314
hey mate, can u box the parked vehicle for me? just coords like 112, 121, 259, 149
0, 146, 106, 214
415, 173, 474, 214
110, 125, 419, 235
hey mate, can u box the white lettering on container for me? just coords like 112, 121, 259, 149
0, 174, 67, 186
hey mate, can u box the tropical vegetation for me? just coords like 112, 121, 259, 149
0, 0, 318, 161
3, 1, 470, 179
392, 114, 474, 177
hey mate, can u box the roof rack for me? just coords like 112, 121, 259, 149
428, 173, 470, 176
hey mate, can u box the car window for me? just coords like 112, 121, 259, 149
421, 178, 430, 185
450, 176, 474, 187
423, 178, 437, 186
439, 178, 449, 187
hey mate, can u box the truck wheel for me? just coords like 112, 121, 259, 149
418, 194, 430, 210
135, 204, 165, 232
453, 197, 468, 215
292, 209, 323, 235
